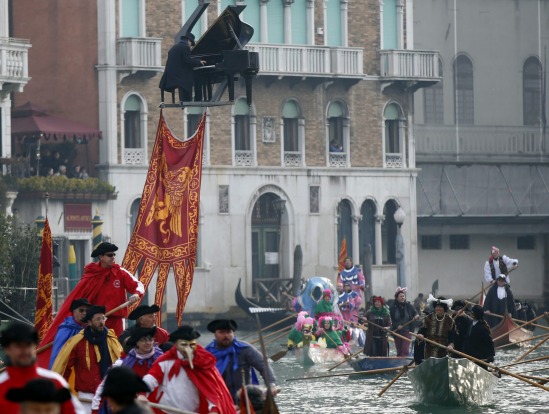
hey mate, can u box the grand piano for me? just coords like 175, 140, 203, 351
161, 0, 259, 108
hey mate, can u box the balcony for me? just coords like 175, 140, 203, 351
235, 150, 254, 166
385, 153, 404, 168
283, 151, 303, 167
123, 148, 146, 165
246, 43, 363, 79
380, 50, 440, 90
415, 124, 548, 162
0, 37, 31, 95
116, 37, 163, 79
328, 152, 348, 167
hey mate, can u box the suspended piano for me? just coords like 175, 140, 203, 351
160, 0, 259, 108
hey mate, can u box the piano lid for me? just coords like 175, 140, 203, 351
191, 5, 254, 56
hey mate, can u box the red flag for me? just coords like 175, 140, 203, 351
338, 238, 347, 274
239, 384, 256, 414
122, 111, 206, 325
35, 218, 53, 342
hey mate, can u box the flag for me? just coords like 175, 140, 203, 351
35, 218, 53, 342
122, 111, 206, 325
338, 238, 347, 274
239, 384, 256, 414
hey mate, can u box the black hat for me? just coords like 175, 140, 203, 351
91, 242, 118, 258
6, 378, 72, 403
451, 300, 466, 311
70, 297, 92, 312
82, 305, 106, 322
180, 32, 196, 46
101, 366, 150, 397
128, 304, 160, 320
471, 305, 484, 320
497, 273, 507, 280
0, 323, 38, 347
169, 325, 201, 342
126, 326, 157, 349
207, 319, 238, 333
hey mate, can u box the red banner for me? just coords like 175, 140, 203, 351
35, 218, 53, 342
122, 111, 206, 325
64, 203, 92, 232
338, 238, 347, 274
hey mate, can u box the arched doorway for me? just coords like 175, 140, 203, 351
382, 200, 398, 264
337, 199, 353, 260
359, 199, 376, 264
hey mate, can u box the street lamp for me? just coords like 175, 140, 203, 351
394, 207, 406, 287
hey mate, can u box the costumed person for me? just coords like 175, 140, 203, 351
204, 320, 278, 404
515, 300, 527, 322
315, 316, 348, 354
158, 33, 206, 103
143, 325, 236, 414
6, 378, 72, 414
416, 295, 455, 359
483, 274, 517, 328
39, 242, 144, 366
483, 246, 518, 285
118, 305, 169, 352
236, 385, 266, 413
389, 287, 419, 357
100, 366, 152, 414
337, 257, 365, 294
287, 312, 316, 350
49, 298, 91, 368
0, 323, 85, 414
92, 327, 163, 413
338, 282, 362, 323
361, 296, 391, 357
52, 306, 122, 414
450, 300, 472, 354
466, 305, 495, 369
314, 289, 336, 320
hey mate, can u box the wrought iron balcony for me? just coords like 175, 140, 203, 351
380, 50, 440, 87
116, 37, 163, 78
0, 37, 31, 94
246, 43, 363, 78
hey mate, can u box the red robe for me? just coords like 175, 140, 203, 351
38, 262, 144, 367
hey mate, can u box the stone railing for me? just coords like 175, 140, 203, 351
246, 43, 363, 77
380, 50, 440, 80
117, 37, 163, 71
0, 37, 30, 92
123, 148, 146, 165
328, 152, 348, 167
283, 151, 303, 167
235, 150, 254, 166
385, 153, 403, 168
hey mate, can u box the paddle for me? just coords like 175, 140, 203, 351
496, 332, 549, 350
286, 365, 416, 382
327, 348, 363, 372
239, 313, 297, 341
499, 354, 549, 369
270, 349, 289, 362
377, 360, 415, 397
491, 312, 547, 343
512, 335, 549, 363
250, 325, 292, 345
465, 300, 549, 332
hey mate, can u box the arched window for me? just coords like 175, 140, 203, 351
382, 200, 398, 264
282, 100, 304, 166
233, 98, 256, 166
424, 59, 444, 124
384, 103, 404, 168
291, 0, 307, 45
122, 94, 147, 165
523, 57, 542, 126
326, 0, 342, 46
266, 0, 284, 44
359, 200, 377, 265
327, 101, 349, 167
337, 199, 353, 261
129, 198, 141, 232
454, 55, 474, 125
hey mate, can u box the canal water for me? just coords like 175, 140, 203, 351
195, 325, 549, 414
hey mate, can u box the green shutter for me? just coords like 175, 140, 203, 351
121, 0, 140, 37
234, 99, 250, 115
267, 1, 284, 44
328, 102, 343, 118
184, 0, 202, 38
242, 0, 260, 43
291, 0, 307, 45
326, 0, 341, 46
124, 95, 141, 111
282, 101, 299, 118
383, 0, 397, 49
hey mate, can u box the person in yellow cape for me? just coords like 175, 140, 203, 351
52, 305, 122, 413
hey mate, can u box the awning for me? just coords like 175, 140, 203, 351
11, 102, 102, 143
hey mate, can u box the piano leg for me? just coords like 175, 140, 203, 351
227, 74, 235, 102
245, 75, 253, 106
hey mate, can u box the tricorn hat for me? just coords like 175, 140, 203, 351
169, 325, 201, 341
180, 32, 196, 46
91, 242, 118, 258
6, 378, 71, 403
82, 305, 106, 322
207, 319, 238, 333
126, 326, 157, 349
128, 304, 160, 320
101, 366, 150, 397
0, 323, 38, 347
70, 297, 92, 312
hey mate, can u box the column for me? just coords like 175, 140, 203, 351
374, 214, 384, 265
407, 93, 415, 168
399, 118, 407, 168
283, 0, 293, 44
340, 0, 348, 47
352, 214, 361, 263
0, 96, 11, 159
396, 0, 404, 49
306, 0, 315, 45
260, 0, 269, 43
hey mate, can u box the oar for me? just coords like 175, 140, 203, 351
465, 300, 549, 332
327, 349, 363, 372
492, 313, 548, 343
496, 332, 549, 350
250, 325, 292, 345
516, 366, 549, 375
377, 360, 415, 397
80, 397, 198, 414
286, 365, 416, 382
264, 330, 292, 347
239, 313, 297, 341
270, 349, 290, 362
512, 335, 549, 363
500, 355, 549, 369
512, 373, 549, 385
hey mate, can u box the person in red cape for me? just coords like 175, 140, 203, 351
38, 242, 144, 367
143, 326, 236, 414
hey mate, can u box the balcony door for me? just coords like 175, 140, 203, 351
120, 0, 143, 37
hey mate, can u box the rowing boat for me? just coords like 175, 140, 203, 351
294, 345, 345, 366
408, 357, 498, 405
491, 313, 533, 348
350, 356, 413, 372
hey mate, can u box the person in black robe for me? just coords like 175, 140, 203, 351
466, 305, 495, 369
483, 274, 516, 328
159, 33, 205, 103
451, 300, 472, 355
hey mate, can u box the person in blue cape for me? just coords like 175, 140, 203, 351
48, 298, 91, 368
204, 319, 278, 403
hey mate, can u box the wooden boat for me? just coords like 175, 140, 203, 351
294, 345, 346, 366
490, 313, 533, 348
235, 279, 293, 327
408, 357, 498, 405
350, 356, 413, 372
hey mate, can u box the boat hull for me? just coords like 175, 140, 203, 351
408, 357, 498, 405
350, 356, 413, 372
491, 314, 533, 348
295, 346, 345, 366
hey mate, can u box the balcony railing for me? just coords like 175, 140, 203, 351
283, 151, 303, 167
246, 43, 363, 78
328, 152, 348, 167
385, 153, 404, 168
235, 150, 254, 166
0, 37, 31, 93
380, 50, 440, 82
415, 125, 548, 160
123, 148, 146, 165
117, 37, 163, 74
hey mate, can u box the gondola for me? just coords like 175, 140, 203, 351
294, 345, 346, 367
490, 313, 533, 348
234, 279, 293, 327
350, 356, 413, 373
407, 357, 498, 405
